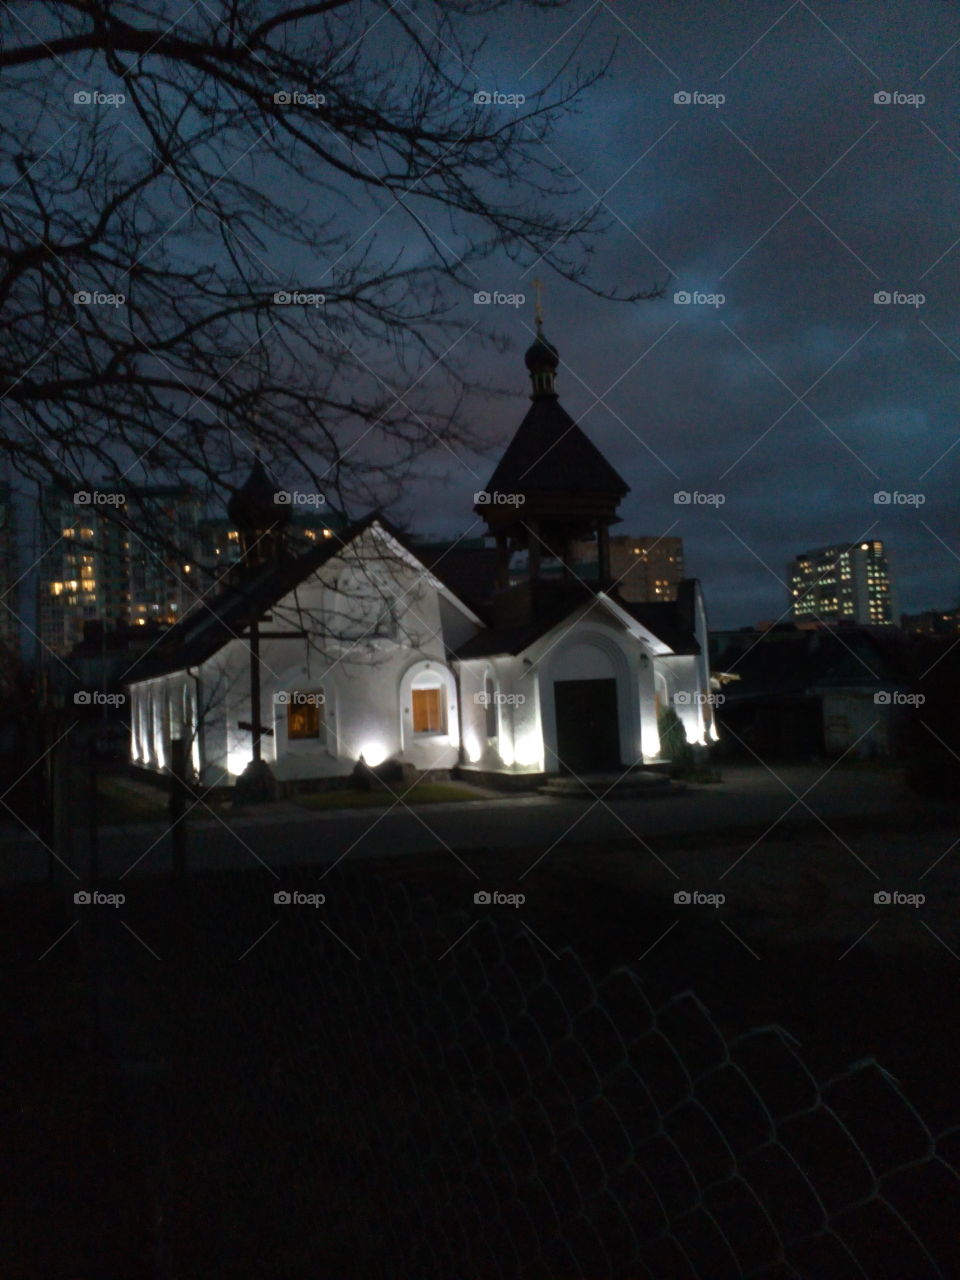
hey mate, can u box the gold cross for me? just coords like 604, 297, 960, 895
532, 276, 544, 330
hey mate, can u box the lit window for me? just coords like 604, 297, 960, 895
412, 687, 445, 734
288, 692, 324, 740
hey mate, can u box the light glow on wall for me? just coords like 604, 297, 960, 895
358, 741, 388, 767
641, 719, 661, 761
463, 732, 483, 764
227, 748, 250, 776
512, 728, 542, 769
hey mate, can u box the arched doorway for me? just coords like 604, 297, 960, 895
548, 635, 626, 774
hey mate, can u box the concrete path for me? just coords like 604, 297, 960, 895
0, 764, 918, 887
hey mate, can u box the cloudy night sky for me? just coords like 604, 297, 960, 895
383, 0, 960, 628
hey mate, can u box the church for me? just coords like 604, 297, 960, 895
126, 324, 716, 790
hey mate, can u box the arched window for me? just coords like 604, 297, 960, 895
400, 660, 458, 749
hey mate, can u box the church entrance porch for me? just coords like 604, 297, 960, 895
553, 677, 621, 774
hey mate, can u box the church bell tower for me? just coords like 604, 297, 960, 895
474, 306, 630, 625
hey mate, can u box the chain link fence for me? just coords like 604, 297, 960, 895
73, 853, 960, 1280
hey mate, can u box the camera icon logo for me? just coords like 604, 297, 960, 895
274, 691, 290, 705
874, 290, 891, 304
274, 890, 291, 905
73, 90, 92, 105
874, 691, 892, 705
674, 491, 691, 504
474, 890, 491, 905
874, 91, 891, 105
74, 890, 91, 904
273, 490, 291, 504
274, 91, 292, 104
73, 291, 92, 305
674, 91, 691, 104
473, 291, 491, 304
874, 890, 891, 904
674, 691, 691, 706
474, 91, 492, 105
73, 491, 91, 505
873, 490, 891, 503
473, 490, 490, 504
674, 890, 691, 904
74, 691, 91, 705
673, 291, 691, 304
474, 692, 491, 706
273, 291, 291, 304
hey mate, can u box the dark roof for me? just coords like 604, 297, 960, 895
454, 586, 592, 659
482, 395, 630, 499
615, 601, 698, 655
416, 543, 498, 619
126, 514, 386, 681
709, 626, 911, 699
455, 581, 700, 659
227, 457, 291, 534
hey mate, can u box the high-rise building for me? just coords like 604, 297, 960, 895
790, 540, 896, 626
37, 485, 202, 655
36, 485, 345, 656
569, 535, 685, 602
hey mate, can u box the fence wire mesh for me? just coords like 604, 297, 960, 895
85, 863, 960, 1280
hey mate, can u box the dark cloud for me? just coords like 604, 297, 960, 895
393, 0, 960, 625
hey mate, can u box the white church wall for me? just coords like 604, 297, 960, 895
531, 610, 642, 772
660, 654, 708, 745
457, 655, 543, 773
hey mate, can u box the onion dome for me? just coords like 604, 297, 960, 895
524, 329, 559, 397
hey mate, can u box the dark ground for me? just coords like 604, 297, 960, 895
4, 788, 959, 1277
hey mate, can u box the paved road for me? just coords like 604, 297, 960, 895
0, 765, 914, 886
